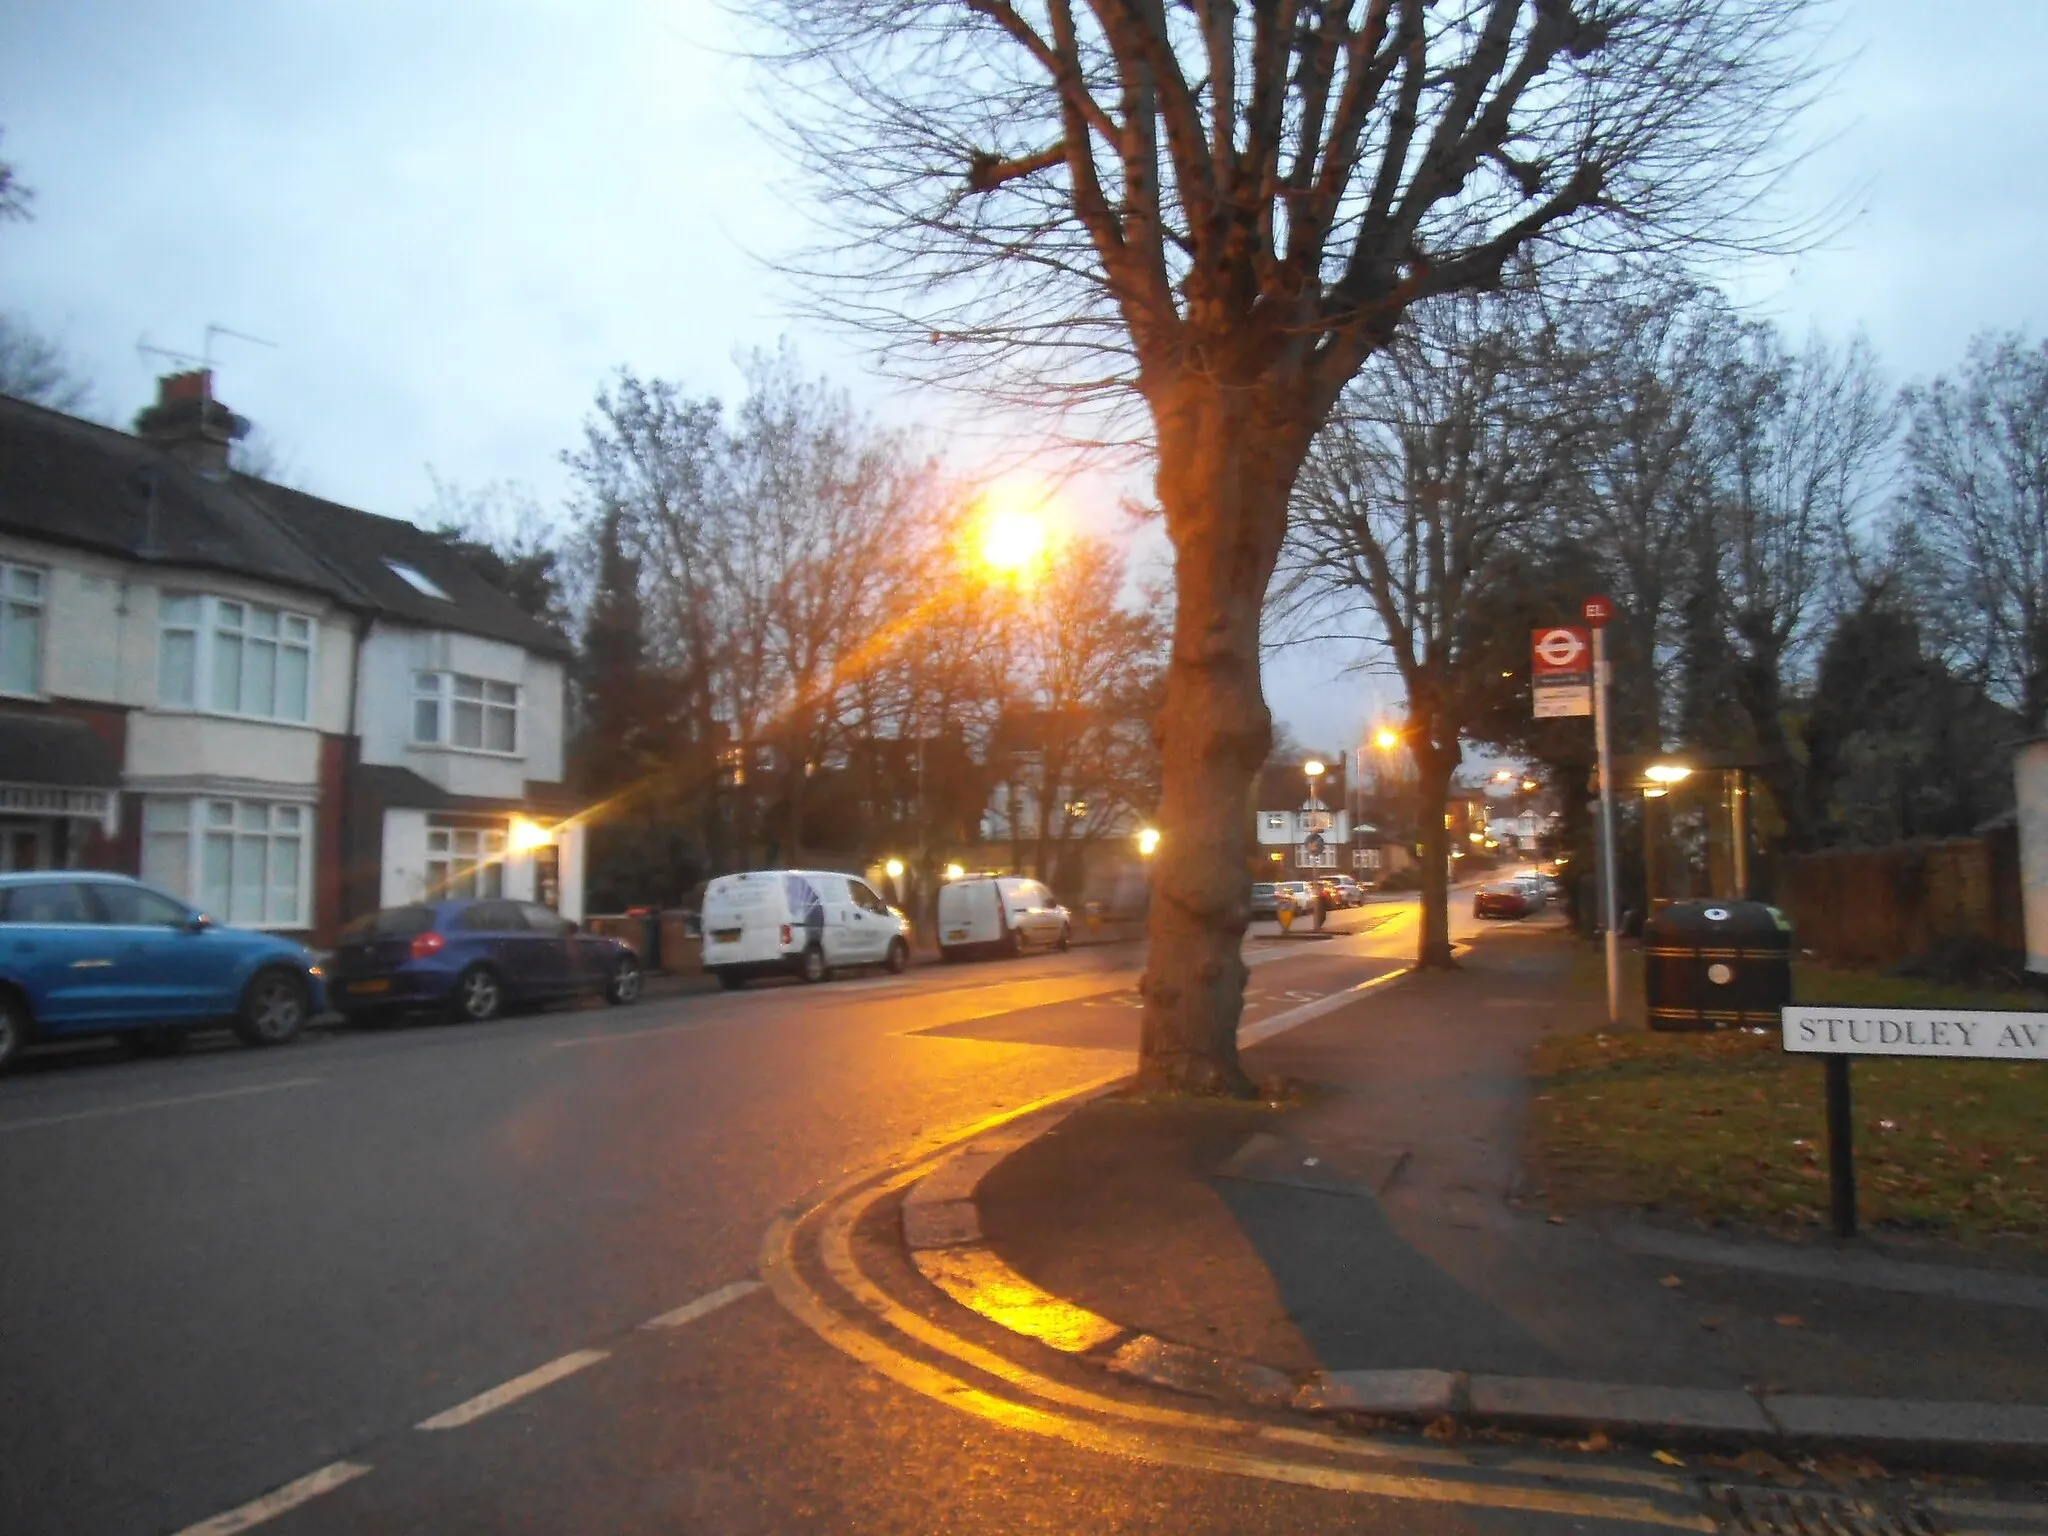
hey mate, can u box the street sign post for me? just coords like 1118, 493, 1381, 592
1583, 597, 1620, 1026
1782, 1005, 2048, 1237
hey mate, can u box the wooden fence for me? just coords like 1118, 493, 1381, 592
1778, 827, 2024, 968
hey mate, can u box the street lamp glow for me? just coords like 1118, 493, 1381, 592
1521, 779, 1539, 791
1303, 759, 1326, 778
1374, 729, 1399, 751
884, 858, 905, 879
1645, 763, 1693, 785
1137, 827, 1161, 856
508, 815, 553, 854
943, 862, 965, 881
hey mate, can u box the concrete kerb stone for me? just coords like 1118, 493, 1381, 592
892, 1063, 2048, 1474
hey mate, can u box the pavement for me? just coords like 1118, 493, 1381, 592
927, 921, 2048, 1481
5, 891, 2045, 1534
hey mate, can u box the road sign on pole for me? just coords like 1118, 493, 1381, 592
1531, 627, 1593, 717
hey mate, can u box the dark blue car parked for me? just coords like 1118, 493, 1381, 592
329, 899, 643, 1025
0, 872, 326, 1071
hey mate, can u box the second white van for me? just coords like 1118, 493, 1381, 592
700, 869, 910, 988
936, 875, 1071, 960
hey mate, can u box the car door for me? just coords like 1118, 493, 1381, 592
0, 880, 126, 1029
844, 880, 893, 963
455, 901, 559, 1001
87, 881, 229, 1022
816, 878, 864, 968
518, 903, 588, 996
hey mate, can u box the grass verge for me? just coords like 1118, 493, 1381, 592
1530, 953, 2048, 1244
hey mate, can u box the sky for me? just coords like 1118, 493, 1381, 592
4, 0, 2047, 753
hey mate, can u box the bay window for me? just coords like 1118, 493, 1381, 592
141, 796, 311, 928
159, 594, 314, 722
413, 671, 519, 753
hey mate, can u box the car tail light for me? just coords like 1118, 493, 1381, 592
411, 930, 446, 960
779, 924, 793, 946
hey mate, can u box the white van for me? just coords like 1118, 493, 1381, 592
700, 869, 910, 989
936, 875, 1071, 960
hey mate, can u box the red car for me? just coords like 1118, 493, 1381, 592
1472, 883, 1534, 920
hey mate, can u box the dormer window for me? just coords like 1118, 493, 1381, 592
385, 560, 451, 600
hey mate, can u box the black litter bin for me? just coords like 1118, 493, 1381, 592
1642, 900, 1791, 1031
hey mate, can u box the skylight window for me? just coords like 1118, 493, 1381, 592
385, 560, 451, 600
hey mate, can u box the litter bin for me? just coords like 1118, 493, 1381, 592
1642, 900, 1791, 1031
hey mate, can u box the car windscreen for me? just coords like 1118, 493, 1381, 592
339, 906, 436, 940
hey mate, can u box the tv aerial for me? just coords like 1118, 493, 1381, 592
135, 322, 279, 373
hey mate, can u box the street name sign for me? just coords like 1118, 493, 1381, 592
1531, 626, 1593, 717
1782, 1005, 2048, 1060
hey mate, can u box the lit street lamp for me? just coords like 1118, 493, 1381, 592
1137, 827, 1160, 857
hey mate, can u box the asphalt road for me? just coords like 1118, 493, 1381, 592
0, 891, 1688, 1536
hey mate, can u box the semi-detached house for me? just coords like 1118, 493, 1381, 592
0, 371, 585, 941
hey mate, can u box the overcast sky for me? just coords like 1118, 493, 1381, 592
4, 0, 2046, 751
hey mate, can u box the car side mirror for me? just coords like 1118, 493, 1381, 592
185, 914, 212, 933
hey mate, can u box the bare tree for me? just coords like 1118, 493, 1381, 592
758, 0, 1824, 1093
1899, 332, 2048, 732
1697, 324, 1893, 848
0, 313, 95, 414
0, 129, 31, 225
1279, 292, 1565, 966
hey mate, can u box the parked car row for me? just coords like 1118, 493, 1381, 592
1250, 875, 1368, 921
0, 871, 645, 1073
1472, 871, 1554, 921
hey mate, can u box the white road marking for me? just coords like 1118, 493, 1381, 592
1238, 968, 1409, 1047
171, 1460, 371, 1535
414, 1349, 609, 1430
0, 1077, 323, 1134
641, 1277, 765, 1330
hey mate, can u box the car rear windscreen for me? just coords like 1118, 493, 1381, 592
339, 906, 436, 940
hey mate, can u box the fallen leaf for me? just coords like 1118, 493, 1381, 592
1423, 1415, 1460, 1442
1699, 1315, 1725, 1330
1547, 1214, 1567, 1225
1775, 1314, 1805, 1328
1659, 1274, 1683, 1289
1576, 1428, 1613, 1453
1652, 1449, 1686, 1467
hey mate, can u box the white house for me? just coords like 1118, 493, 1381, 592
0, 371, 585, 938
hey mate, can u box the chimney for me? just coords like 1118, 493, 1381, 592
133, 369, 249, 479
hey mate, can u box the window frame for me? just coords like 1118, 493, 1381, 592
411, 670, 521, 756
425, 821, 508, 900
140, 795, 314, 929
0, 561, 47, 700
157, 592, 316, 725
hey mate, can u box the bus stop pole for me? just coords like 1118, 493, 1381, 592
1592, 624, 1621, 1026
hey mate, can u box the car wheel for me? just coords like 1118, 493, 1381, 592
884, 937, 909, 974
606, 956, 644, 1006
452, 964, 506, 1023
797, 946, 830, 984
716, 967, 748, 991
0, 992, 30, 1072
1056, 923, 1072, 952
234, 969, 308, 1048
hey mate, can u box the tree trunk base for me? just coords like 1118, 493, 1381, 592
1132, 1052, 1259, 1099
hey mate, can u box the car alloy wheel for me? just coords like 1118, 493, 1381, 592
0, 995, 24, 1072
456, 965, 504, 1022
608, 957, 644, 1005
237, 970, 307, 1047
884, 937, 909, 975
799, 947, 827, 984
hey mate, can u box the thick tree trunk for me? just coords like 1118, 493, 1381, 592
1137, 382, 1303, 1098
1413, 735, 1460, 969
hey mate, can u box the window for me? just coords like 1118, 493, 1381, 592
0, 563, 44, 696
519, 902, 569, 936
385, 560, 451, 600
412, 672, 519, 753
141, 797, 310, 927
427, 823, 506, 899
1264, 813, 1288, 829
0, 881, 94, 924
159, 594, 313, 722
339, 906, 435, 941
92, 883, 192, 926
849, 881, 889, 915
453, 900, 525, 932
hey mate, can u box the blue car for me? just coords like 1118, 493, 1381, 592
0, 872, 326, 1072
328, 899, 643, 1025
